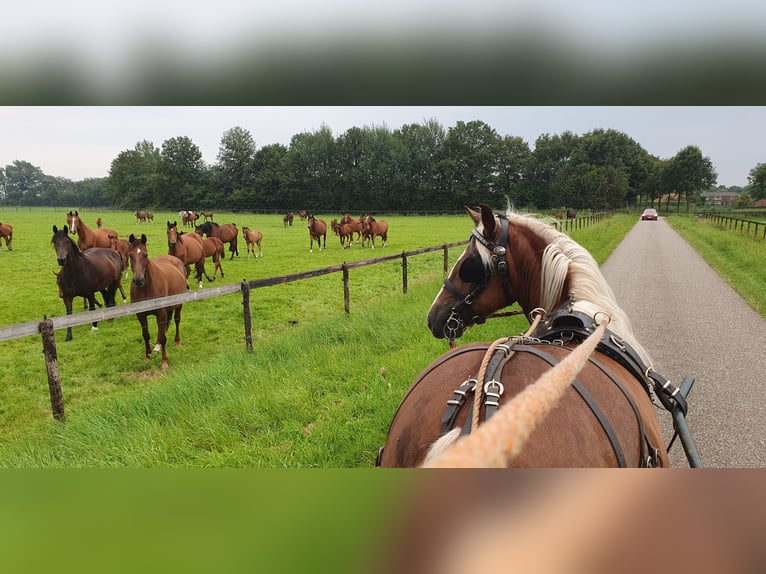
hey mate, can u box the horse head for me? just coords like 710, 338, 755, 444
128, 233, 150, 287
51, 224, 74, 266
166, 221, 179, 249
66, 211, 79, 234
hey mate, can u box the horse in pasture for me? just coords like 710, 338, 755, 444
200, 236, 225, 280
96, 217, 103, 228
566, 208, 577, 220
109, 235, 131, 282
194, 221, 239, 260
331, 219, 353, 249
166, 221, 209, 287
135, 210, 148, 223
51, 225, 124, 342
127, 234, 187, 369
378, 204, 687, 468
307, 215, 327, 252
299, 210, 307, 221
362, 214, 388, 248
201, 211, 214, 222
182, 211, 199, 228
242, 226, 263, 259
0, 222, 13, 250
283, 212, 294, 227
67, 210, 118, 250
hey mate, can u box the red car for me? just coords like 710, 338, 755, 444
641, 208, 658, 221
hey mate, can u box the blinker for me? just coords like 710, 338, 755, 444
458, 253, 486, 283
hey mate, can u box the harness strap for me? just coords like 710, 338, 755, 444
516, 346, 628, 468
440, 378, 476, 434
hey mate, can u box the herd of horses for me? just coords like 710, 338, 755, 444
16, 203, 696, 468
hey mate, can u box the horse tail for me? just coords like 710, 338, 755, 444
422, 318, 610, 468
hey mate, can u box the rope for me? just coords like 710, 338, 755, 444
424, 316, 610, 468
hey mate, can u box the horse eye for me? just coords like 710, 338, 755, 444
458, 254, 486, 283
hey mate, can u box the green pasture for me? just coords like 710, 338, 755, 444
0, 210, 661, 466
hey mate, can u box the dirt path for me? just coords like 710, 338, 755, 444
600, 216, 766, 467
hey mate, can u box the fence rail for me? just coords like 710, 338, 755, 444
696, 212, 766, 240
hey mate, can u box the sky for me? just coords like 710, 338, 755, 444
0, 106, 762, 188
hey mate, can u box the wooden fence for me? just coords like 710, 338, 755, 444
696, 212, 766, 240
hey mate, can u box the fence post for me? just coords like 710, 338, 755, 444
442, 244, 449, 275
342, 264, 350, 315
401, 252, 408, 294
39, 318, 65, 422
241, 279, 253, 353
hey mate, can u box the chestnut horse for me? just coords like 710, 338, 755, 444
127, 234, 188, 369
242, 226, 263, 259
307, 215, 326, 252
283, 212, 294, 227
0, 222, 13, 250
51, 225, 124, 341
67, 211, 118, 250
362, 214, 388, 248
194, 221, 239, 260
200, 236, 225, 280
378, 204, 689, 468
166, 221, 209, 288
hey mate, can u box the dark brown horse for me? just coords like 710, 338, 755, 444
200, 236, 225, 280
242, 226, 263, 259
362, 214, 388, 248
307, 215, 326, 252
283, 212, 294, 227
378, 204, 687, 468
67, 211, 118, 250
127, 234, 188, 369
166, 221, 209, 287
194, 221, 239, 260
51, 225, 124, 341
0, 222, 12, 251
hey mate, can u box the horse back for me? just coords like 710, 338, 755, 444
379, 342, 665, 468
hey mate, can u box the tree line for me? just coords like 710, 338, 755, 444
1, 119, 740, 213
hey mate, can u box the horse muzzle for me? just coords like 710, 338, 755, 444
57, 258, 66, 266
133, 277, 145, 287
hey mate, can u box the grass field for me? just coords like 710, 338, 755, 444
0, 209, 659, 466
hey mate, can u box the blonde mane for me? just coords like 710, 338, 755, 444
502, 208, 653, 369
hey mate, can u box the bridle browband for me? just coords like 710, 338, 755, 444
442, 216, 519, 342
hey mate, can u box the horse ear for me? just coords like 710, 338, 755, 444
53, 225, 58, 233
479, 204, 497, 237
129, 234, 136, 243
465, 205, 481, 225
75, 210, 78, 215
141, 234, 147, 243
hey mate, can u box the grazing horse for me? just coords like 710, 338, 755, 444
362, 214, 388, 248
194, 221, 239, 260
127, 234, 187, 369
307, 215, 326, 252
378, 204, 688, 468
67, 211, 118, 250
200, 236, 225, 280
283, 212, 294, 227
566, 208, 577, 220
134, 210, 148, 223
0, 222, 13, 251
201, 211, 214, 222
242, 226, 263, 259
51, 225, 124, 342
166, 221, 209, 287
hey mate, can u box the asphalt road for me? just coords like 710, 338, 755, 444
600, 216, 766, 468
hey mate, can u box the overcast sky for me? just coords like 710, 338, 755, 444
1, 106, 762, 188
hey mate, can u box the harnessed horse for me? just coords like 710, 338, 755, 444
378, 204, 691, 468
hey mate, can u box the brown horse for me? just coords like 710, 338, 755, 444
242, 226, 263, 259
362, 214, 388, 248
0, 222, 13, 250
195, 221, 239, 260
307, 215, 326, 252
378, 204, 689, 468
134, 210, 148, 223
200, 236, 225, 280
51, 225, 124, 342
201, 211, 214, 222
182, 211, 199, 228
330, 219, 353, 249
67, 211, 118, 250
283, 212, 294, 227
127, 234, 187, 369
166, 221, 209, 288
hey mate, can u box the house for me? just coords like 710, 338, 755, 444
701, 191, 739, 207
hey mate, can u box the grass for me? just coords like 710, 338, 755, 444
666, 213, 766, 318
0, 209, 644, 467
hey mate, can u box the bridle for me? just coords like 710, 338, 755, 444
441, 215, 521, 343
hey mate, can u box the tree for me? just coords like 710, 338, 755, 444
105, 140, 162, 208
215, 126, 256, 199
3, 160, 47, 205
282, 125, 338, 211
392, 119, 447, 210
494, 136, 531, 208
747, 163, 766, 200
159, 136, 206, 208
664, 145, 717, 211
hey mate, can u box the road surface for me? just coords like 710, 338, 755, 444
600, 216, 766, 467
